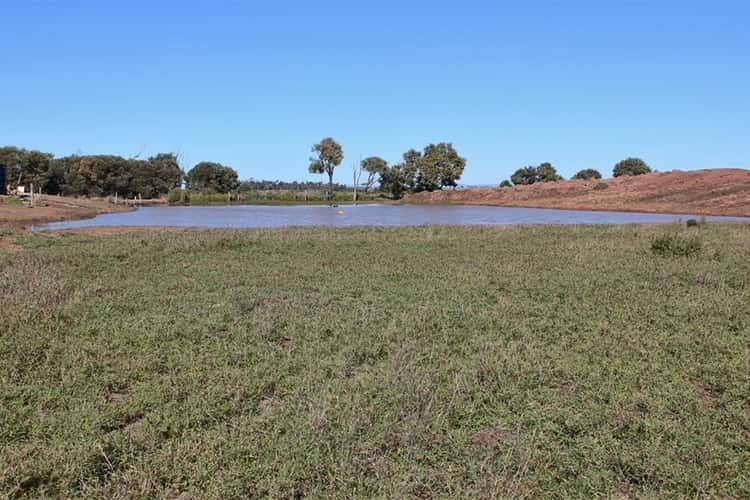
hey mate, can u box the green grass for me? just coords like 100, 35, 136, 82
168, 189, 385, 206
0, 196, 24, 206
2, 224, 749, 498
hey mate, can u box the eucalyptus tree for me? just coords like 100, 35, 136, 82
360, 156, 388, 192
308, 137, 343, 200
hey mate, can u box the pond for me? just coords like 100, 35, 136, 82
31, 204, 750, 231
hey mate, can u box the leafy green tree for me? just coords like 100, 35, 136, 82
416, 142, 466, 191
132, 154, 182, 198
0, 146, 53, 190
573, 168, 602, 180
309, 137, 343, 200
499, 180, 512, 187
399, 149, 421, 192
511, 166, 538, 185
360, 156, 388, 192
378, 164, 408, 199
613, 157, 651, 177
511, 162, 562, 185
536, 162, 562, 182
186, 162, 239, 193
43, 159, 68, 194
0, 146, 26, 187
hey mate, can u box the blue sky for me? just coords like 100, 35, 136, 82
2, 1, 748, 185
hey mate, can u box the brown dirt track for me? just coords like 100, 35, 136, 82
407, 169, 750, 217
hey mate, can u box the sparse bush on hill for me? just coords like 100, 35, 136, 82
499, 180, 512, 188
651, 233, 703, 257
536, 162, 563, 182
510, 162, 562, 185
573, 168, 602, 180
613, 157, 651, 177
510, 166, 538, 185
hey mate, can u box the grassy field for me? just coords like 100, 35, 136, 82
1, 224, 749, 498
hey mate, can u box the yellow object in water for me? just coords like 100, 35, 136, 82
336, 209, 345, 215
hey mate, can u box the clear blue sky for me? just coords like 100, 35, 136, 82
2, 1, 748, 185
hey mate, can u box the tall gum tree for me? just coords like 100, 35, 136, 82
309, 137, 343, 200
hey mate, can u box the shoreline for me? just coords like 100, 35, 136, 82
3, 190, 749, 249
404, 199, 750, 218
0, 194, 135, 230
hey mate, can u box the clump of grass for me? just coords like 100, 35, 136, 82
0, 196, 24, 206
651, 233, 703, 257
686, 219, 700, 228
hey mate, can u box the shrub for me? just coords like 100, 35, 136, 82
167, 188, 188, 204
651, 234, 703, 257
510, 166, 538, 185
499, 180, 512, 188
573, 169, 602, 180
613, 157, 651, 177
536, 163, 563, 182
510, 162, 562, 185
686, 219, 699, 228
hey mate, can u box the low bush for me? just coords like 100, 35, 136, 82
573, 168, 602, 180
167, 188, 188, 204
613, 157, 651, 177
651, 233, 703, 257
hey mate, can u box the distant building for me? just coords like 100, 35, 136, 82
0, 164, 7, 195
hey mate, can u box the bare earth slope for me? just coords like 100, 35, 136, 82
407, 169, 750, 217
0, 194, 133, 229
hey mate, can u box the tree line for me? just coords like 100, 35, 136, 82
500, 157, 652, 187
0, 146, 182, 198
4, 141, 649, 201
308, 137, 466, 200
2, 139, 470, 201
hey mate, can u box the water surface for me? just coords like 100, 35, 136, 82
32, 204, 750, 231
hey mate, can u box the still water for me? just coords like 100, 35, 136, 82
32, 204, 750, 231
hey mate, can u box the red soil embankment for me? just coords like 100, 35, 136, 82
407, 169, 750, 217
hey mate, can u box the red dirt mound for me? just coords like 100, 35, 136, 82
407, 169, 750, 217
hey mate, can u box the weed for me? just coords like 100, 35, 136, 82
651, 233, 703, 257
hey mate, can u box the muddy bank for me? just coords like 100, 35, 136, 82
0, 195, 139, 250
0, 195, 137, 229
407, 169, 750, 217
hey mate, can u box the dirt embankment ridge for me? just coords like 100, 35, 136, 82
406, 169, 750, 217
